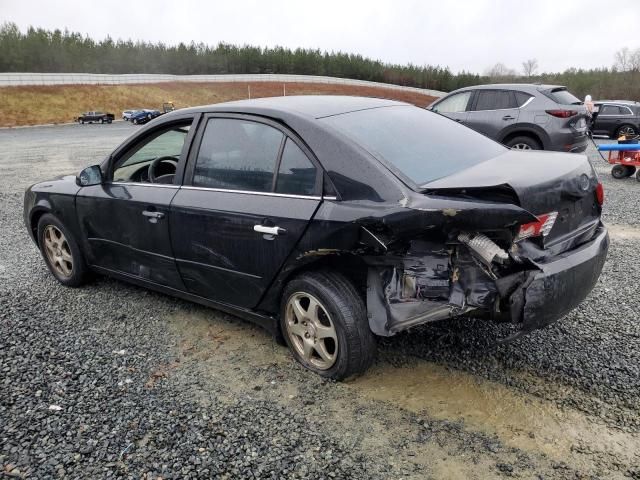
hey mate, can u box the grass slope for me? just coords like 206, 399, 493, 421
0, 81, 438, 127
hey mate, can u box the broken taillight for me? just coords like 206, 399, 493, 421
545, 109, 578, 118
595, 182, 604, 206
516, 212, 558, 241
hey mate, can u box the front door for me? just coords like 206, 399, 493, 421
170, 115, 322, 309
76, 118, 195, 290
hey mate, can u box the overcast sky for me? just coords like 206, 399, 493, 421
2, 0, 639, 74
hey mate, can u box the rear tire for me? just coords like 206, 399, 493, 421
280, 270, 376, 380
505, 136, 541, 150
37, 214, 89, 287
616, 124, 637, 138
636, 170, 640, 182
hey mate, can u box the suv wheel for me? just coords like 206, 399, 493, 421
506, 136, 541, 150
280, 270, 376, 380
616, 125, 637, 138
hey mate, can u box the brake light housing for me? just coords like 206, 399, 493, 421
545, 109, 578, 118
516, 212, 558, 241
595, 182, 604, 206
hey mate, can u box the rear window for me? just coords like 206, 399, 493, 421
545, 88, 582, 105
321, 105, 507, 187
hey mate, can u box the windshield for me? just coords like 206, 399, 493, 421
321, 105, 507, 186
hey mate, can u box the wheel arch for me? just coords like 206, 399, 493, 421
499, 124, 549, 149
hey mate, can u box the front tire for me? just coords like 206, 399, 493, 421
280, 271, 376, 380
37, 214, 89, 287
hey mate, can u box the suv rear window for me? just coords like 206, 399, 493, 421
321, 105, 507, 187
545, 88, 582, 105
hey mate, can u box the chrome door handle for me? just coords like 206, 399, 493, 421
142, 210, 165, 223
253, 225, 286, 236
503, 115, 515, 120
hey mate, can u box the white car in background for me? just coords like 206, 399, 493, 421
122, 110, 140, 121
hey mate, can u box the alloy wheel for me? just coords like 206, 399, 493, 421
619, 126, 637, 137
284, 292, 338, 370
511, 143, 532, 150
43, 225, 73, 277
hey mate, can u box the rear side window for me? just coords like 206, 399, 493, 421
193, 118, 283, 192
514, 91, 533, 107
545, 88, 581, 105
432, 91, 472, 113
322, 105, 507, 187
599, 105, 621, 115
275, 139, 317, 195
473, 90, 517, 111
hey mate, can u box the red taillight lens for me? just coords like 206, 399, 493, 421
517, 212, 558, 241
596, 182, 604, 206
545, 109, 578, 118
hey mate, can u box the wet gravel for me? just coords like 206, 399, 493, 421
1, 124, 639, 478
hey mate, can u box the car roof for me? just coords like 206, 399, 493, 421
173, 95, 408, 119
445, 83, 566, 95
595, 100, 640, 105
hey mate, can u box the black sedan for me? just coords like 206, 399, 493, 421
24, 96, 609, 379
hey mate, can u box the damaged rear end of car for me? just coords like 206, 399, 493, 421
362, 151, 608, 338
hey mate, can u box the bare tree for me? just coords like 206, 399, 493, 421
615, 47, 631, 71
629, 48, 640, 72
485, 62, 517, 78
522, 58, 538, 78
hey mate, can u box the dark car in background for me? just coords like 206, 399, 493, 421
591, 100, 640, 138
429, 84, 589, 152
130, 109, 162, 125
24, 96, 608, 379
77, 111, 115, 124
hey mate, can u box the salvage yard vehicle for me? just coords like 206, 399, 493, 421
591, 100, 640, 139
77, 111, 115, 124
122, 110, 139, 121
24, 96, 609, 379
130, 109, 162, 125
429, 84, 589, 152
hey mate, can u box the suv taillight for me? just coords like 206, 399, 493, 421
596, 182, 604, 206
545, 109, 578, 118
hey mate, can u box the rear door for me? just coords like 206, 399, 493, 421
465, 89, 520, 139
170, 114, 322, 309
595, 104, 623, 137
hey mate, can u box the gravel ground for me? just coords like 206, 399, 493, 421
1, 124, 639, 479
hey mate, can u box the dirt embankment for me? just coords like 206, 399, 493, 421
0, 81, 438, 127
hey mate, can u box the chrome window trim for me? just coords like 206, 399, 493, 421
519, 96, 535, 109
180, 185, 323, 200
106, 181, 180, 189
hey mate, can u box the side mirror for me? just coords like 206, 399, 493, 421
76, 165, 103, 187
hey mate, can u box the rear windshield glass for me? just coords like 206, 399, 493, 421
321, 106, 507, 187
546, 88, 582, 105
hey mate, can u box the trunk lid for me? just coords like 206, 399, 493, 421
422, 150, 600, 245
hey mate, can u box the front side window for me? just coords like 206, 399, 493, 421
432, 91, 472, 113
113, 123, 191, 183
193, 118, 283, 192
322, 105, 507, 187
275, 139, 317, 195
473, 90, 516, 111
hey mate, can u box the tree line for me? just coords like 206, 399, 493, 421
1, 22, 639, 100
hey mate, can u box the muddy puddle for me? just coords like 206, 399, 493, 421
168, 309, 639, 478
607, 223, 640, 240
351, 363, 637, 464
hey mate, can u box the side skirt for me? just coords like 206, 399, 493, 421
90, 265, 279, 335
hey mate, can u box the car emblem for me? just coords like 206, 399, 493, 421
579, 174, 590, 191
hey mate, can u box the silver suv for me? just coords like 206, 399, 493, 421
429, 84, 589, 152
